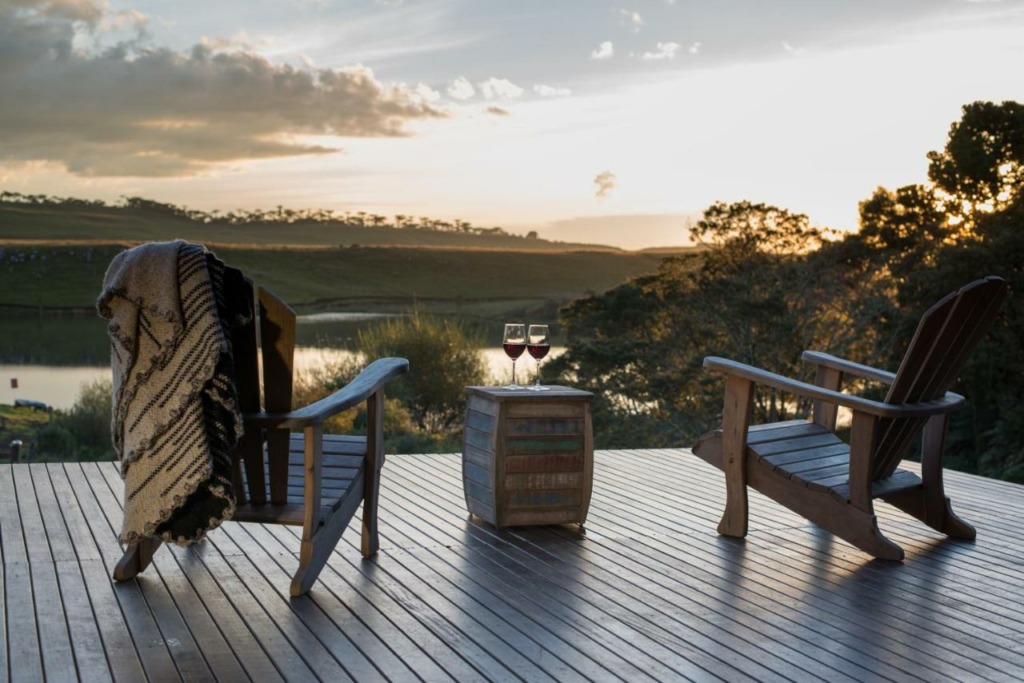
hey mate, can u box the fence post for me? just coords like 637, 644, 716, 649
9, 440, 21, 463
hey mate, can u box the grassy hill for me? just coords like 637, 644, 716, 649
0, 195, 693, 314
0, 196, 690, 361
0, 243, 668, 311
0, 200, 618, 251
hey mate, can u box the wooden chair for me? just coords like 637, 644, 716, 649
692, 276, 1007, 560
114, 279, 409, 595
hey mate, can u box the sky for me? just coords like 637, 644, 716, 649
1, 0, 1023, 249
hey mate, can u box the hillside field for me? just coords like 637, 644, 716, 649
0, 201, 620, 251
0, 243, 670, 313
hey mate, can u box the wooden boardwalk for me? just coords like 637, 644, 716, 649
2, 450, 1024, 682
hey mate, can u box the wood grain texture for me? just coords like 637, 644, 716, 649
3, 453, 1024, 681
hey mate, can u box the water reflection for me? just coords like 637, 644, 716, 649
0, 312, 563, 409
0, 364, 109, 410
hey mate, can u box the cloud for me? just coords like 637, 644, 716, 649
415, 83, 442, 103
782, 41, 807, 56
688, 42, 701, 55
533, 84, 572, 98
10, 0, 104, 23
478, 77, 524, 100
593, 170, 616, 199
447, 76, 476, 100
641, 42, 681, 60
486, 106, 510, 117
619, 9, 644, 32
0, 0, 446, 178
590, 41, 614, 60
99, 9, 149, 34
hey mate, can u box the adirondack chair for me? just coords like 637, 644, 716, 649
692, 276, 1007, 560
114, 278, 409, 595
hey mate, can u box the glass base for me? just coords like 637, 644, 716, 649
526, 384, 549, 391
505, 383, 523, 390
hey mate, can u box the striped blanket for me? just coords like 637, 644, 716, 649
97, 240, 249, 546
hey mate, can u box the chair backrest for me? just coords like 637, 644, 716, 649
872, 276, 1008, 479
229, 275, 297, 506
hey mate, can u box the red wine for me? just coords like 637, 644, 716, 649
503, 342, 527, 359
527, 343, 550, 360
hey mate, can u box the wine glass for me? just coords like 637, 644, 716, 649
502, 323, 527, 389
526, 324, 550, 391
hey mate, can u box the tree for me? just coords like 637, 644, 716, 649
551, 201, 856, 447
846, 100, 1024, 478
927, 101, 1024, 218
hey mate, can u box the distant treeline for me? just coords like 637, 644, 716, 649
0, 190, 534, 239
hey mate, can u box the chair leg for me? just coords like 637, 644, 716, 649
361, 391, 385, 558
855, 516, 905, 561
804, 498, 905, 561
883, 489, 976, 540
291, 542, 322, 597
889, 413, 976, 540
291, 513, 349, 597
113, 537, 163, 581
361, 473, 381, 558
717, 376, 753, 538
938, 500, 977, 539
749, 462, 905, 561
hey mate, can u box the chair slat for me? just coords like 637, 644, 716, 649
259, 287, 296, 504
774, 453, 850, 476
229, 276, 264, 506
763, 443, 848, 467
874, 277, 1007, 479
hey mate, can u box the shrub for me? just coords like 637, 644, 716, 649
354, 312, 488, 433
55, 378, 115, 460
293, 312, 487, 451
33, 424, 77, 461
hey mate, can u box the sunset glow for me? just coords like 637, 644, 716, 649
2, 0, 1022, 249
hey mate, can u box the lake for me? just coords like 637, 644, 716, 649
0, 312, 560, 409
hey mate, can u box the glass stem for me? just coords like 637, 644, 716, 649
512, 359, 516, 386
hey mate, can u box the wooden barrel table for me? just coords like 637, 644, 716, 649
462, 385, 594, 527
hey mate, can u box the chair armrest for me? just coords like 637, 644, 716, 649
800, 350, 897, 385
703, 356, 965, 418
246, 357, 409, 429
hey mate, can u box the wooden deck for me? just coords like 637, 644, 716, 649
3, 450, 1024, 682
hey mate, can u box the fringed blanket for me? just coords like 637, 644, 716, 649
97, 240, 250, 546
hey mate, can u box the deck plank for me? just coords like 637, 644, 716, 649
617, 451, 1024, 680
14, 464, 89, 681
0, 518, 6, 682
1, 466, 44, 683
48, 464, 147, 683
4, 451, 1024, 681
594, 456, 990, 679
383, 455, 778, 682
217, 522, 385, 682
92, 457, 280, 683
62, 463, 182, 682
233, 523, 427, 682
